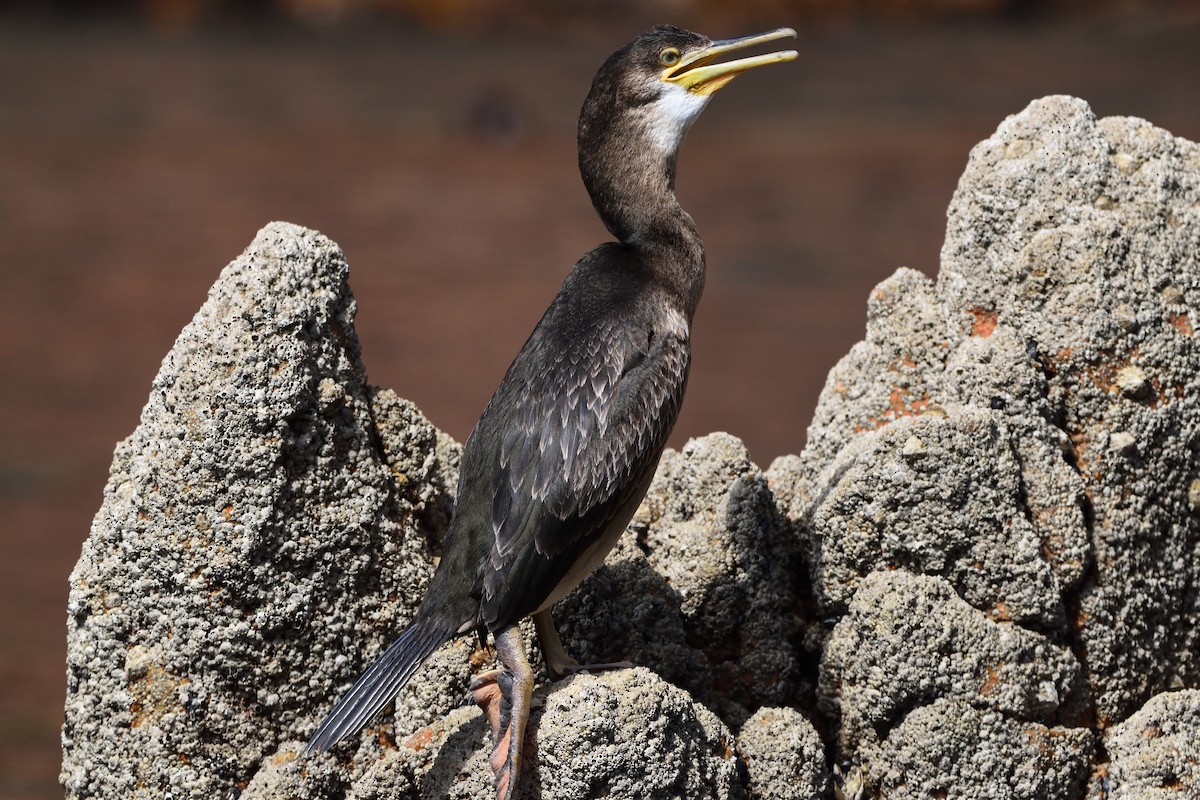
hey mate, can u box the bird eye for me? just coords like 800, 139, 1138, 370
658, 48, 681, 67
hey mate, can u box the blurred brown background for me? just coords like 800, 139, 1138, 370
2, 1, 1198, 797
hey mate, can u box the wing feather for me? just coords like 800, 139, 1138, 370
482, 301, 690, 622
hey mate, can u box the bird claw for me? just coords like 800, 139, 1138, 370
470, 629, 535, 800
470, 669, 519, 797
469, 669, 511, 741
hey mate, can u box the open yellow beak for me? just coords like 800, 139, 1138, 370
663, 28, 798, 96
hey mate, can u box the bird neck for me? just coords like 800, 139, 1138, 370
578, 110, 706, 318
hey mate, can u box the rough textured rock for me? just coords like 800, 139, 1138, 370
528, 669, 741, 799
555, 433, 810, 728
61, 223, 460, 799
807, 402, 1082, 629
1105, 690, 1200, 799
769, 95, 1200, 796
735, 707, 826, 800
66, 94, 1200, 800
820, 570, 1090, 755
938, 95, 1200, 728
243, 669, 741, 800
858, 698, 1092, 800
63, 223, 812, 799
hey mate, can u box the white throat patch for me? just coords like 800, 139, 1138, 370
642, 82, 711, 156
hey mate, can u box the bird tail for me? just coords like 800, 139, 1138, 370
303, 617, 452, 754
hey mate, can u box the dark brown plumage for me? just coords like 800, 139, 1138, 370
304, 25, 796, 799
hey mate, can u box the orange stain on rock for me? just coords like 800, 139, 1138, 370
402, 727, 438, 752
970, 305, 998, 337
853, 385, 931, 433
1170, 311, 1193, 335
889, 387, 930, 417
990, 601, 1012, 622
980, 665, 1001, 697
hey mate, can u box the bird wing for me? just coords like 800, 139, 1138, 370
480, 302, 689, 622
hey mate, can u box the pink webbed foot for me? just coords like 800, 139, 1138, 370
469, 628, 534, 800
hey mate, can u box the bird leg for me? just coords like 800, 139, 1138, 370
468, 626, 533, 800
533, 609, 633, 680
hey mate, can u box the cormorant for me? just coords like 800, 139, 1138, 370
304, 25, 797, 799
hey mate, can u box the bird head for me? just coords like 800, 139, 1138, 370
578, 26, 796, 245
655, 26, 798, 97
580, 26, 798, 160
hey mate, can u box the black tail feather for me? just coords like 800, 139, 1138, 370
303, 618, 451, 754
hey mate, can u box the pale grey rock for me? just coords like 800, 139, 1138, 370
529, 669, 741, 800
808, 404, 1077, 629
937, 95, 1200, 724
935, 326, 1091, 594
239, 741, 390, 800
61, 223, 456, 799
819, 570, 1090, 756
735, 707, 826, 800
781, 269, 1090, 640
770, 96, 1200, 794
256, 670, 743, 800
859, 698, 1092, 800
555, 433, 809, 727
364, 387, 474, 734
1106, 690, 1200, 799
796, 266, 947, 494
63, 223, 819, 800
